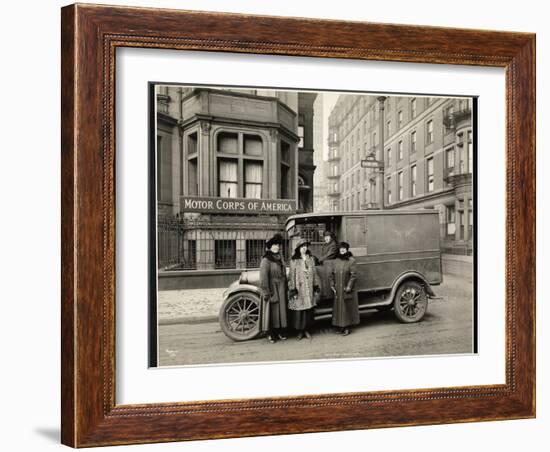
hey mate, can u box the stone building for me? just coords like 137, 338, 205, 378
326, 93, 474, 255
155, 86, 317, 285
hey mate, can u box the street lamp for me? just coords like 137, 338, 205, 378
360, 150, 385, 210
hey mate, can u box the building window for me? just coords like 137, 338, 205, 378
244, 161, 263, 199
244, 135, 263, 156
281, 141, 291, 199
427, 157, 434, 192
411, 98, 417, 118
468, 199, 473, 239
386, 120, 391, 136
457, 132, 466, 173
218, 132, 238, 154
297, 126, 305, 148
188, 157, 198, 195
398, 171, 404, 201
446, 147, 455, 177
188, 132, 198, 155
444, 105, 455, 133
215, 240, 236, 269
398, 110, 403, 129
246, 240, 265, 268
459, 210, 465, 241
426, 120, 434, 144
411, 164, 417, 197
398, 140, 404, 160
157, 135, 172, 203
411, 130, 417, 153
218, 159, 238, 198
446, 205, 456, 238
387, 147, 392, 167
216, 131, 265, 199
468, 130, 473, 173
426, 97, 433, 106
372, 132, 377, 147
387, 176, 392, 204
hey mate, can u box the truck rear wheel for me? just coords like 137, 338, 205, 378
393, 281, 428, 323
219, 292, 262, 341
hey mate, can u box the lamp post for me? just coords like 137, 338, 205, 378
360, 96, 386, 209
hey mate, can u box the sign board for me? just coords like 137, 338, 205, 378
180, 196, 297, 215
361, 159, 383, 169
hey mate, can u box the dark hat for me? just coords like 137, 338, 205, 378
294, 238, 311, 252
338, 241, 350, 250
323, 230, 334, 237
266, 233, 284, 249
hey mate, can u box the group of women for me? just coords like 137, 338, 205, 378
259, 231, 359, 343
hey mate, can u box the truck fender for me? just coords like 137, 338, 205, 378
223, 283, 264, 301
389, 271, 436, 303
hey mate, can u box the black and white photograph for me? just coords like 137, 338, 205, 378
151, 84, 476, 367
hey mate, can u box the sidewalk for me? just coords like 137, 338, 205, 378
158, 287, 225, 325
158, 257, 473, 325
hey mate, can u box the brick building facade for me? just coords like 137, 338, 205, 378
326, 94, 474, 255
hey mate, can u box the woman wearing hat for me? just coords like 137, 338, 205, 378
288, 239, 320, 340
259, 233, 288, 343
319, 230, 338, 264
330, 241, 359, 336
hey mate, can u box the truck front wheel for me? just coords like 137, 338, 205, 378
219, 292, 262, 341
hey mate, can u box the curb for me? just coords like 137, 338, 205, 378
159, 314, 219, 326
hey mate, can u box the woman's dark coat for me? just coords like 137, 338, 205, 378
319, 239, 339, 264
259, 251, 288, 331
330, 252, 360, 328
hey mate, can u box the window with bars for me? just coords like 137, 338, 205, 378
411, 130, 417, 153
215, 240, 237, 269
246, 240, 266, 268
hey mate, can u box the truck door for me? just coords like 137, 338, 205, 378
345, 216, 367, 254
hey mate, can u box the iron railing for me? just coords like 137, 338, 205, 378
157, 216, 291, 271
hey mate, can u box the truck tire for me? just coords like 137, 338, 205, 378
393, 280, 428, 323
219, 292, 262, 341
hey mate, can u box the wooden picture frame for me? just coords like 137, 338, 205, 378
61, 3, 535, 447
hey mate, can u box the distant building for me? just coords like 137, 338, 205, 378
313, 95, 330, 212
156, 87, 317, 280
326, 94, 474, 255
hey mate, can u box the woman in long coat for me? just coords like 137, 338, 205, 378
288, 239, 320, 340
330, 241, 360, 336
319, 230, 338, 264
259, 233, 288, 343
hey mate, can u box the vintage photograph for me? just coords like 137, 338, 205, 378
151, 84, 476, 367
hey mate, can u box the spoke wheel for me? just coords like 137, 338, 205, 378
393, 281, 428, 323
219, 292, 261, 341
